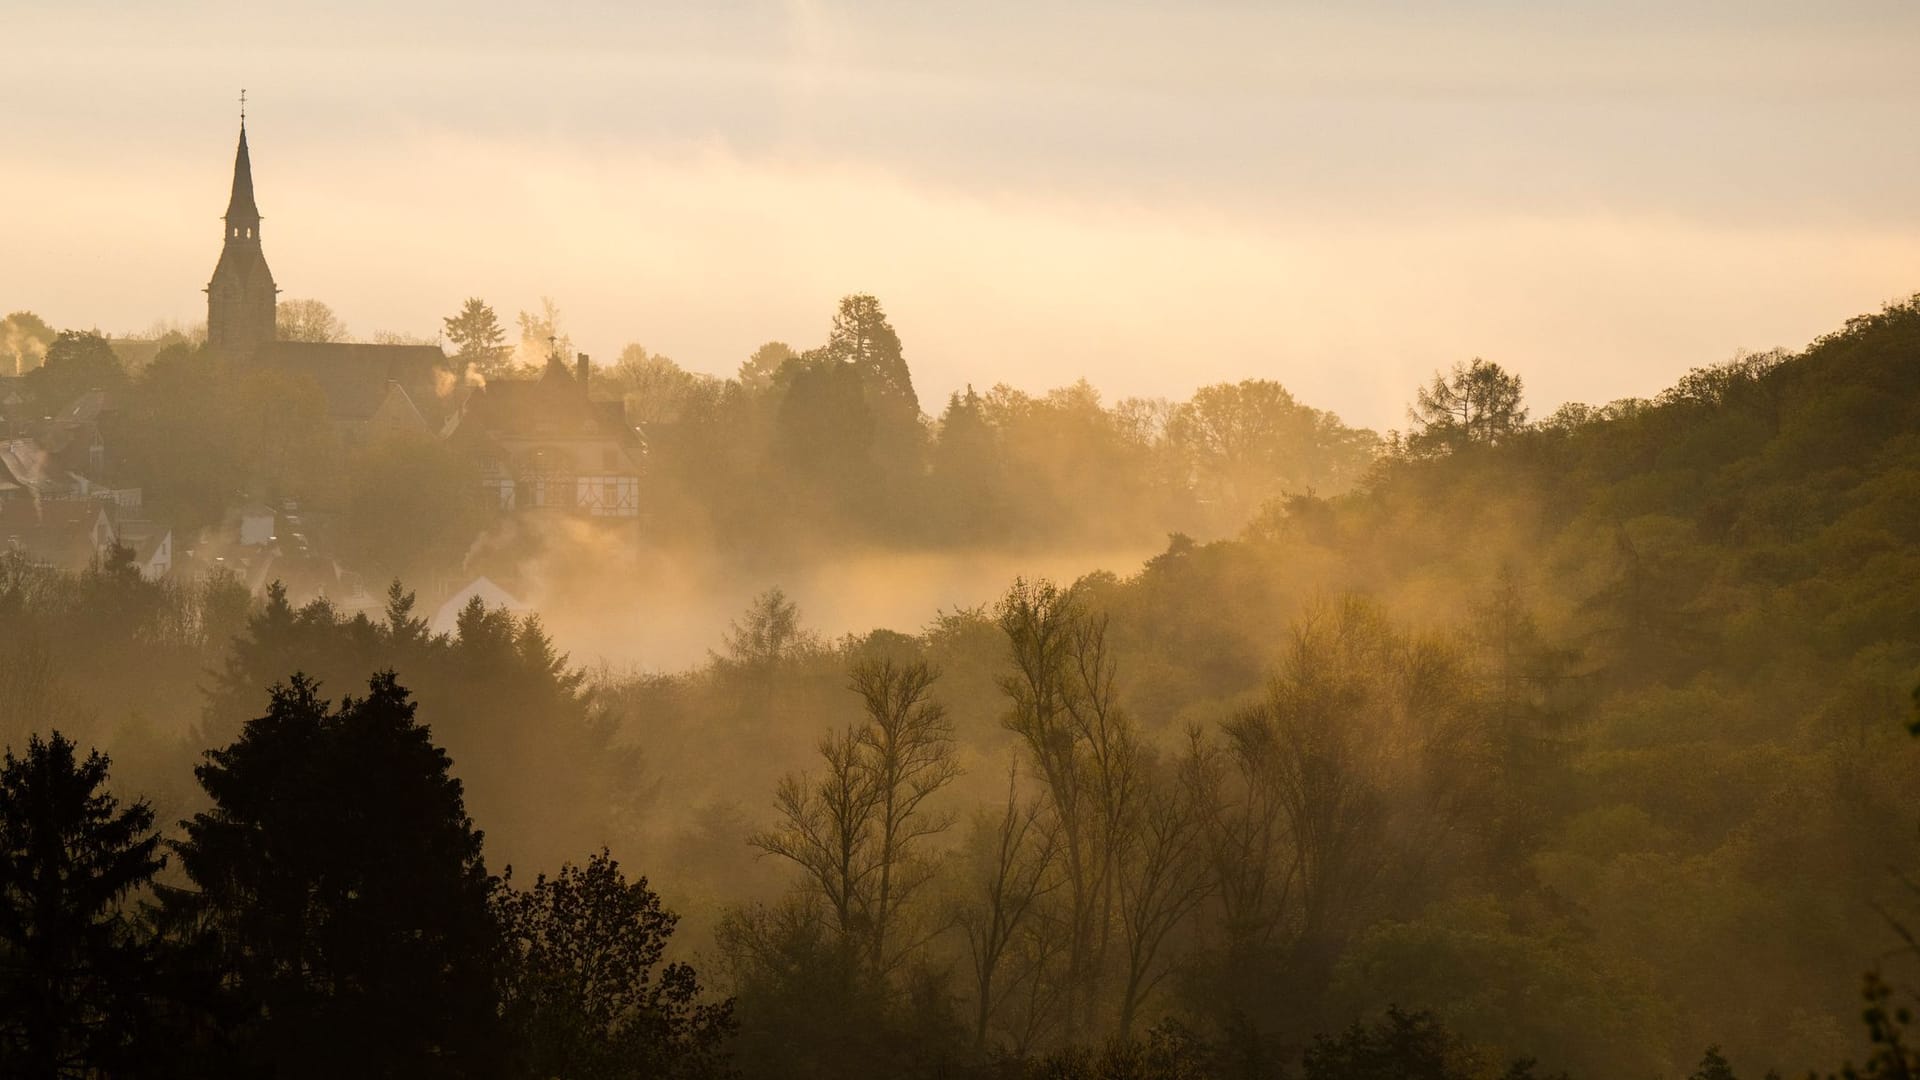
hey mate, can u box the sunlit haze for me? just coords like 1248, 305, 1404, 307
6, 1, 1918, 429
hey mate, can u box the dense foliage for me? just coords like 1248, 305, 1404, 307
0, 296, 1917, 1075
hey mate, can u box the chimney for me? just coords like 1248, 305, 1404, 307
575, 352, 590, 389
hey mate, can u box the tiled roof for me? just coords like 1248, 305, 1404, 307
258, 341, 457, 426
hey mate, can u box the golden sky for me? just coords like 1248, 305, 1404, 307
3, 1, 1917, 429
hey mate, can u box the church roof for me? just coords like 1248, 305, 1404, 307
257, 341, 457, 426
226, 125, 260, 222
208, 239, 274, 293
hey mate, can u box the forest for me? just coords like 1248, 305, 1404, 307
2, 294, 1920, 1078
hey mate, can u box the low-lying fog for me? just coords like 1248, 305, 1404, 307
521, 538, 1159, 670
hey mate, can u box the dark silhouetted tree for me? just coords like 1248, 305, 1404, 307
0, 732, 165, 1078
1301, 1007, 1485, 1080
957, 764, 1056, 1049
493, 849, 734, 1080
25, 330, 127, 414
169, 673, 501, 1079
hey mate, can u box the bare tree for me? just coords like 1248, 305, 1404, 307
1115, 760, 1212, 1035
1258, 600, 1394, 940
849, 657, 961, 971
995, 577, 1146, 1041
751, 657, 960, 974
751, 725, 880, 949
959, 763, 1057, 1049
1190, 715, 1298, 956
276, 297, 348, 343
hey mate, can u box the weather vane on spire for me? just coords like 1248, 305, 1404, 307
240, 88, 247, 125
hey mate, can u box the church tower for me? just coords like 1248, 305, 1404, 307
206, 117, 277, 359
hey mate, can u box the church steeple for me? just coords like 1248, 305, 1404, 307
224, 123, 262, 239
207, 98, 277, 360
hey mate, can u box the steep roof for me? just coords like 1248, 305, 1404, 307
226, 125, 260, 223
208, 238, 274, 294
464, 371, 642, 446
258, 341, 457, 427
430, 576, 529, 635
114, 519, 171, 567
0, 499, 112, 571
0, 439, 81, 496
56, 388, 112, 423
106, 338, 170, 371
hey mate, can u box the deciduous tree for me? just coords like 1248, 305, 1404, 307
275, 297, 348, 343
1408, 358, 1527, 454
494, 849, 734, 1080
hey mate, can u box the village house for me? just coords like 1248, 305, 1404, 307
0, 499, 110, 570
450, 355, 644, 518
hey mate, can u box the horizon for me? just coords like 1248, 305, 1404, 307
5, 7, 1920, 1077
4, 2, 1920, 430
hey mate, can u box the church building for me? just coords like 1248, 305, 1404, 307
203, 118, 457, 439
199, 114, 645, 519
205, 123, 277, 357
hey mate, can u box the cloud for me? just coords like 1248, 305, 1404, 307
2, 4, 1917, 428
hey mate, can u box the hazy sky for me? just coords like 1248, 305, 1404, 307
3, 1, 1917, 429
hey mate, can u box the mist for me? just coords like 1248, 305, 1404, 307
4, 5, 1920, 1077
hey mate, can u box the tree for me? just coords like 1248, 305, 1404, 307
443, 297, 512, 378
1, 310, 54, 376
719, 588, 818, 675
1115, 764, 1211, 1035
958, 765, 1057, 1049
753, 725, 879, 951
343, 430, 488, 580
930, 386, 1005, 538
602, 346, 712, 426
996, 577, 1146, 1041
751, 658, 960, 973
820, 294, 925, 522
25, 330, 127, 414
824, 294, 917, 416
0, 732, 166, 1078
1167, 380, 1380, 518
739, 341, 797, 392
1690, 1045, 1741, 1080
516, 296, 571, 372
369, 328, 436, 346
169, 673, 501, 1078
846, 657, 960, 970
773, 351, 880, 520
1407, 358, 1527, 454
493, 849, 734, 1080
112, 347, 343, 534
1300, 1007, 1542, 1080
275, 298, 348, 343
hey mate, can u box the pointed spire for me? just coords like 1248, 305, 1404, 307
225, 121, 260, 226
